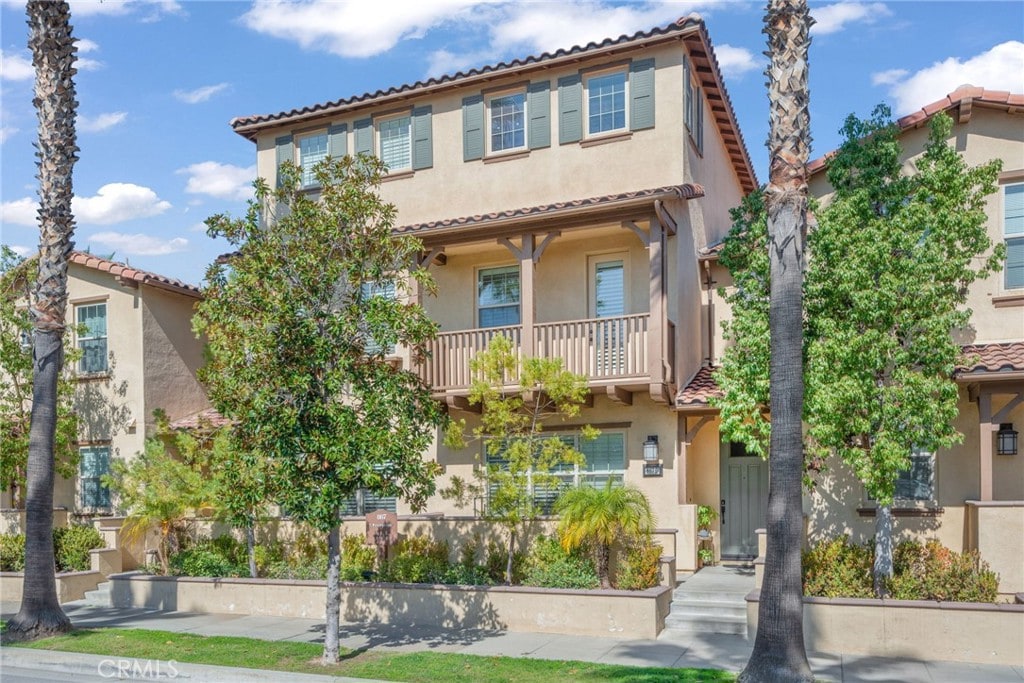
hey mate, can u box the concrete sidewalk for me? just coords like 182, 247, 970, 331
3, 600, 1023, 682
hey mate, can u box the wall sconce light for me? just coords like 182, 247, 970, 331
643, 435, 660, 462
997, 423, 1018, 456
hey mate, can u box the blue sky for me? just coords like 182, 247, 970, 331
1, 0, 1022, 285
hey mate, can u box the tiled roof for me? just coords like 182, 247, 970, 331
957, 341, 1024, 376
675, 366, 721, 408
394, 184, 704, 236
168, 408, 231, 431
70, 251, 200, 298
230, 15, 757, 194
808, 86, 1024, 175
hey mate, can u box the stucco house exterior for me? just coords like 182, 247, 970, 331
1, 251, 210, 515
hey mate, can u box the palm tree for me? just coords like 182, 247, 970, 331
555, 482, 654, 589
6, 0, 79, 641
739, 0, 814, 680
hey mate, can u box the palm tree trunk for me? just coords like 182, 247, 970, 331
596, 542, 612, 589
740, 1, 813, 680
6, 0, 78, 642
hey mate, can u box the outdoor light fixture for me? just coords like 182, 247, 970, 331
643, 435, 660, 462
997, 423, 1018, 456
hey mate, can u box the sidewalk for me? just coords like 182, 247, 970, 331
3, 600, 1023, 682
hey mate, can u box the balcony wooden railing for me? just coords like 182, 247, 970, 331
421, 314, 653, 392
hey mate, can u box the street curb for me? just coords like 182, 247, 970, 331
1, 647, 390, 682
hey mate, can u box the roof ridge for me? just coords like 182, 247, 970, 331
70, 250, 201, 297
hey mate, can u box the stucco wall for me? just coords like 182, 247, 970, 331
141, 286, 208, 428
967, 502, 1024, 596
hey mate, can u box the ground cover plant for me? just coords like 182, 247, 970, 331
11, 628, 734, 682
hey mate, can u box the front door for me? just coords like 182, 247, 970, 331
719, 441, 768, 559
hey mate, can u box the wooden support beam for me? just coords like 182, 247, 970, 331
606, 385, 633, 405
979, 393, 994, 501
533, 231, 561, 263
417, 246, 446, 269
621, 220, 651, 246
519, 234, 535, 358
445, 395, 479, 414
648, 219, 665, 387
684, 415, 712, 443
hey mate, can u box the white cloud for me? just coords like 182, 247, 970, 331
871, 68, 908, 87
73, 183, 172, 225
426, 48, 496, 78
1, 197, 37, 226
67, 0, 183, 19
0, 126, 18, 144
714, 44, 761, 79
177, 161, 256, 201
86, 232, 188, 256
811, 2, 891, 36
76, 39, 100, 53
880, 41, 1024, 114
188, 221, 209, 233
173, 83, 229, 104
0, 50, 34, 81
7, 245, 32, 257
78, 111, 128, 133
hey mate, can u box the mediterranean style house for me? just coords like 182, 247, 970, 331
0, 252, 210, 515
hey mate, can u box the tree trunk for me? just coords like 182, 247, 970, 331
596, 542, 612, 589
322, 520, 341, 663
740, 1, 813, 681
505, 528, 517, 586
6, 0, 78, 643
873, 505, 893, 597
246, 525, 258, 579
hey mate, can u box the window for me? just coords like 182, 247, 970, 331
683, 56, 704, 154
684, 57, 695, 132
894, 448, 934, 502
77, 303, 107, 374
361, 280, 397, 356
477, 265, 520, 327
378, 115, 412, 172
340, 489, 397, 516
298, 132, 328, 187
79, 445, 110, 509
488, 92, 526, 153
1004, 182, 1024, 290
586, 71, 627, 136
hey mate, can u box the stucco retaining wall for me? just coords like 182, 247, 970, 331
746, 590, 1024, 666
108, 572, 673, 639
1, 570, 104, 603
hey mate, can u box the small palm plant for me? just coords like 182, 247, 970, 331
555, 481, 655, 589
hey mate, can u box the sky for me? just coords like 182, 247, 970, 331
1, 0, 1022, 286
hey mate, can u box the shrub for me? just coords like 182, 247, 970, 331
522, 535, 598, 589
53, 524, 104, 572
616, 539, 662, 590
379, 536, 449, 584
170, 542, 245, 578
484, 538, 526, 585
341, 533, 377, 581
0, 533, 25, 572
802, 536, 873, 598
888, 539, 998, 602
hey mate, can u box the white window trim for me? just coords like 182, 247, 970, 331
1002, 180, 1024, 292
486, 87, 528, 156
375, 112, 413, 174
295, 130, 329, 189
583, 66, 629, 139
475, 263, 521, 329
588, 251, 630, 318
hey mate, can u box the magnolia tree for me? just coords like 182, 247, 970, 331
193, 156, 444, 662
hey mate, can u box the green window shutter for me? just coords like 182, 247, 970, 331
412, 105, 433, 170
629, 58, 655, 131
275, 134, 293, 188
695, 87, 704, 154
527, 80, 551, 150
558, 74, 582, 144
462, 95, 484, 161
354, 118, 373, 156
684, 57, 693, 131
328, 123, 347, 158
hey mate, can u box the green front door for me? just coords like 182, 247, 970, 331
719, 441, 768, 559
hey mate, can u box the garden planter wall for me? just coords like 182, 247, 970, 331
0, 570, 103, 603
746, 590, 1024, 666
108, 572, 674, 639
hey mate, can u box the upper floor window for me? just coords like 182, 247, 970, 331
79, 445, 111, 510
684, 56, 704, 154
894, 447, 934, 502
489, 92, 526, 153
360, 280, 397, 356
298, 132, 328, 188
586, 71, 627, 136
378, 115, 412, 172
477, 265, 520, 328
77, 302, 107, 374
1004, 182, 1023, 290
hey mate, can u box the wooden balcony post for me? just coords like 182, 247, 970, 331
648, 219, 666, 398
520, 234, 535, 358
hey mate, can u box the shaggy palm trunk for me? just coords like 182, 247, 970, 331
323, 520, 341, 663
740, 1, 813, 681
873, 505, 893, 597
6, 0, 78, 642
596, 542, 612, 589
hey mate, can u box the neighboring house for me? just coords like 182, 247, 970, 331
231, 15, 755, 570
0, 251, 210, 515
694, 86, 1024, 593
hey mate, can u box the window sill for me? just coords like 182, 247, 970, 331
483, 149, 530, 164
74, 372, 111, 382
992, 292, 1024, 307
381, 169, 415, 183
856, 506, 944, 518
580, 130, 632, 148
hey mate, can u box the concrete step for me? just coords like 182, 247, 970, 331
664, 611, 748, 636
669, 599, 746, 619
82, 582, 112, 607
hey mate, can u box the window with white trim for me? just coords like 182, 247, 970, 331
477, 265, 520, 327
79, 445, 111, 509
1004, 182, 1024, 290
894, 447, 934, 502
586, 70, 627, 136
298, 132, 328, 187
77, 302, 107, 374
360, 280, 397, 356
488, 91, 527, 153
378, 115, 412, 172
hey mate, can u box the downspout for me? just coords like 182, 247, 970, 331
702, 259, 715, 366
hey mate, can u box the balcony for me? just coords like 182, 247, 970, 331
418, 313, 674, 402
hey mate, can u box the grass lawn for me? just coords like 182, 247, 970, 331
11, 628, 734, 682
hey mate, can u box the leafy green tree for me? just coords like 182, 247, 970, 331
555, 481, 654, 589
1, 248, 80, 509
192, 155, 444, 662
442, 334, 593, 585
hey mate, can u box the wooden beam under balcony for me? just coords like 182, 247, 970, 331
606, 385, 633, 405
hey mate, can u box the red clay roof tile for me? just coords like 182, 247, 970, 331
70, 251, 200, 298
168, 408, 231, 431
